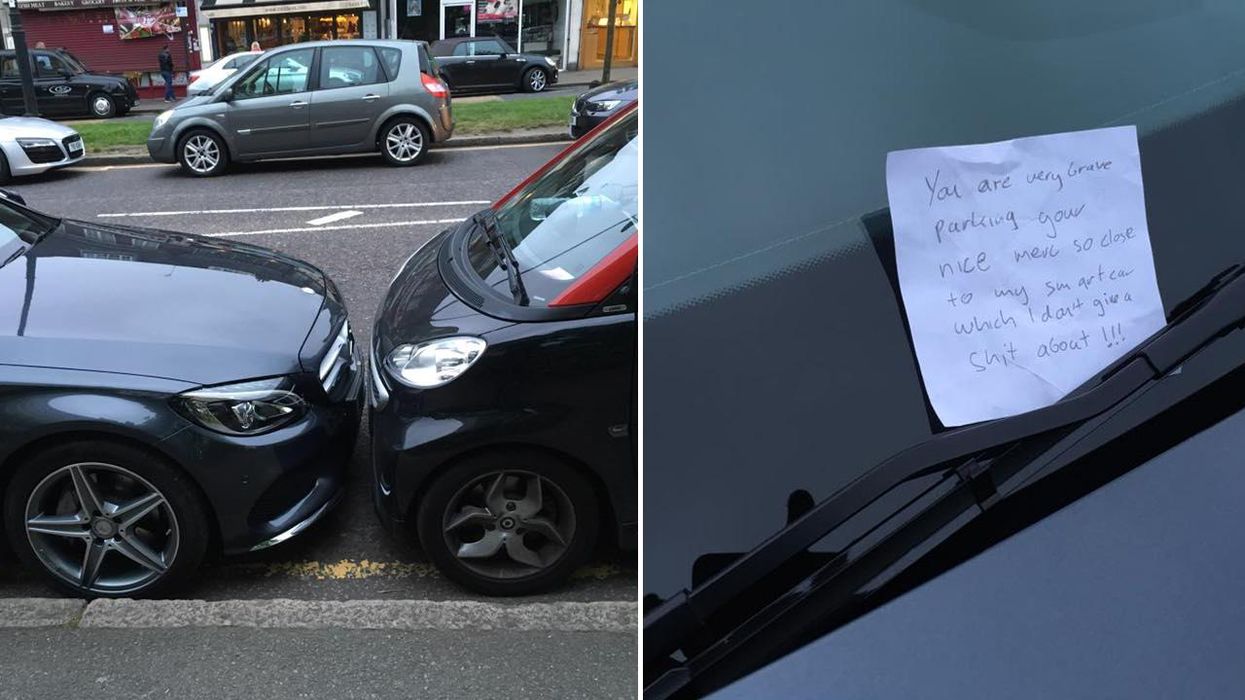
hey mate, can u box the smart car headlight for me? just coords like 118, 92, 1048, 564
153, 110, 173, 131
385, 337, 486, 389
173, 376, 307, 435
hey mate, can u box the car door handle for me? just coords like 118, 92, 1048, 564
466, 60, 476, 64
362, 94, 379, 102
289, 100, 307, 108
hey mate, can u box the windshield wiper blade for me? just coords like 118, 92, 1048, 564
474, 210, 528, 305
645, 263, 1245, 699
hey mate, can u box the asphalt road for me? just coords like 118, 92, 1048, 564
0, 628, 636, 699
0, 144, 636, 603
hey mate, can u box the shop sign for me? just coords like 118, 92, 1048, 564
115, 3, 182, 39
477, 0, 516, 22
18, 0, 130, 9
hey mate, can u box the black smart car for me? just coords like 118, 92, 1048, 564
429, 36, 559, 94
0, 191, 361, 597
0, 49, 138, 118
370, 105, 637, 595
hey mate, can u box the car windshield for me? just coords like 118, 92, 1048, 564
644, 0, 1245, 628
466, 109, 638, 306
0, 197, 60, 268
57, 51, 88, 74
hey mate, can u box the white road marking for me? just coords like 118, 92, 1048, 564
99, 200, 490, 218
208, 217, 463, 238
306, 210, 362, 226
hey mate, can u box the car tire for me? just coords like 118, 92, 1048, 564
0, 150, 10, 185
416, 449, 600, 596
379, 116, 430, 166
88, 93, 116, 119
2, 439, 211, 599
523, 67, 548, 93
177, 129, 229, 177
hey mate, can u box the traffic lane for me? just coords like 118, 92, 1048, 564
4, 142, 562, 223
0, 628, 636, 699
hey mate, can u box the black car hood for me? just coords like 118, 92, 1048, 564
581, 80, 637, 103
71, 73, 129, 89
0, 220, 332, 386
374, 230, 512, 359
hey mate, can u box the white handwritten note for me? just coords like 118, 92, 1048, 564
885, 126, 1165, 427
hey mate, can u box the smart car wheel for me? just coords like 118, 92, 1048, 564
89, 93, 116, 119
417, 451, 599, 596
3, 440, 210, 598
523, 67, 548, 93
380, 117, 429, 166
177, 129, 228, 177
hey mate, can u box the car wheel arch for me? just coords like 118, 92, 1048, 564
0, 429, 223, 553
403, 441, 621, 547
371, 107, 437, 147
173, 121, 235, 161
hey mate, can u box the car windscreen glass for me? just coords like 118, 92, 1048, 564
0, 199, 59, 266
57, 51, 87, 74
644, 0, 1245, 608
466, 110, 638, 306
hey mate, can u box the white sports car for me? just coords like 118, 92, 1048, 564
187, 51, 263, 96
0, 116, 84, 183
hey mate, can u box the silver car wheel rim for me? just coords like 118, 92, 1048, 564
92, 96, 111, 115
183, 135, 220, 173
442, 470, 575, 580
385, 123, 424, 162
25, 462, 179, 595
530, 70, 546, 90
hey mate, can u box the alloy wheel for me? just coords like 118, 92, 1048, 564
529, 70, 547, 91
91, 96, 112, 117
442, 470, 575, 580
385, 123, 424, 162
183, 135, 220, 174
24, 462, 179, 595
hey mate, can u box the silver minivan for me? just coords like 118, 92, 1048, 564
147, 40, 453, 176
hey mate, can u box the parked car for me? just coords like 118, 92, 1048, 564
187, 50, 263, 97
0, 116, 84, 183
570, 79, 636, 138
0, 194, 362, 597
147, 40, 452, 177
429, 36, 558, 94
0, 49, 138, 118
370, 103, 638, 595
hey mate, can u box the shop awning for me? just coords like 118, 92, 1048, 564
199, 0, 369, 20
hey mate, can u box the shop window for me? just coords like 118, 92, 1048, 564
254, 17, 280, 50
319, 46, 382, 89
280, 16, 311, 43
221, 19, 248, 55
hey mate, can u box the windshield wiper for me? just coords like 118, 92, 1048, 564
474, 210, 528, 305
645, 263, 1245, 699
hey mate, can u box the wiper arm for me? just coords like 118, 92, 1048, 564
645, 263, 1245, 698
474, 210, 528, 305
0, 244, 28, 269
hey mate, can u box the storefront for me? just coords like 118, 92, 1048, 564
577, 0, 636, 70
199, 0, 379, 58
14, 0, 203, 98
394, 0, 570, 68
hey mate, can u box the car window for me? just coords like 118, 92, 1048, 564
318, 46, 382, 89
468, 110, 638, 306
33, 54, 66, 78
470, 40, 506, 56
225, 55, 255, 70
451, 42, 470, 57
379, 47, 401, 80
233, 48, 312, 98
0, 56, 16, 79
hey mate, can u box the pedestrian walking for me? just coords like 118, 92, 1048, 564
158, 44, 175, 103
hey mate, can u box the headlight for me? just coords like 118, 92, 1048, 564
544, 56, 557, 67
172, 376, 307, 435
592, 99, 622, 112
153, 110, 173, 131
16, 137, 57, 148
385, 337, 486, 389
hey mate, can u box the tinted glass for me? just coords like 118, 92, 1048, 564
451, 42, 470, 57
379, 47, 402, 79
468, 110, 638, 305
319, 46, 382, 88
33, 54, 65, 78
234, 48, 312, 97
0, 57, 16, 79
645, 0, 1245, 600
471, 40, 506, 56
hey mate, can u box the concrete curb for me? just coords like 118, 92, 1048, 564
80, 131, 571, 167
0, 598, 86, 627
47, 598, 636, 632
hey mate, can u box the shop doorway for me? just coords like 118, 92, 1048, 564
579, 0, 637, 70
441, 0, 474, 39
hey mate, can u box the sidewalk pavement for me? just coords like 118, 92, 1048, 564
131, 66, 638, 114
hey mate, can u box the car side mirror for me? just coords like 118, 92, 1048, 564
60, 70, 73, 78
0, 188, 27, 206
217, 87, 233, 102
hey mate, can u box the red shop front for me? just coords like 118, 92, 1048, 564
15, 0, 203, 99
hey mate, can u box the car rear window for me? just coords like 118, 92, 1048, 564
467, 110, 638, 306
380, 47, 401, 80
